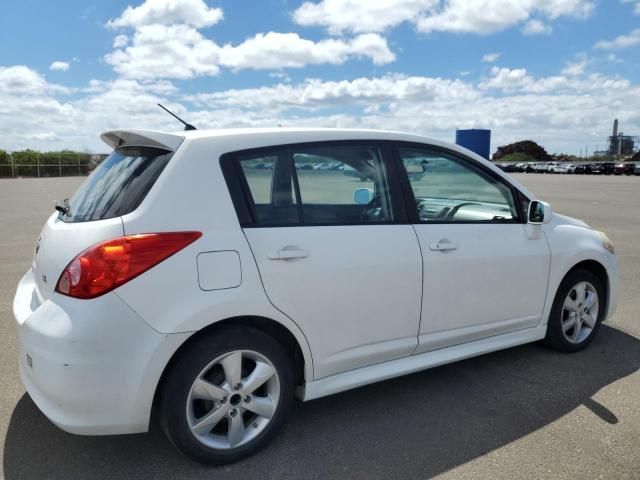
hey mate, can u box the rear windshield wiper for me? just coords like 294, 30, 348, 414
55, 198, 71, 216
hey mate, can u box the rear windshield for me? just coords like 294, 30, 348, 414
61, 146, 173, 223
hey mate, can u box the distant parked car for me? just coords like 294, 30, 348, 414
589, 164, 603, 175
602, 162, 616, 175
615, 162, 636, 175
549, 163, 571, 174
342, 164, 369, 180
532, 163, 551, 173
546, 162, 560, 173
635, 163, 640, 176
514, 163, 528, 172
496, 163, 520, 173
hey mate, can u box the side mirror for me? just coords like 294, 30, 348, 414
528, 200, 552, 224
353, 187, 374, 205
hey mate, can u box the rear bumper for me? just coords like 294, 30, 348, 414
13, 269, 189, 435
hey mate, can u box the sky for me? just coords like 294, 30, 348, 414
0, 0, 639, 155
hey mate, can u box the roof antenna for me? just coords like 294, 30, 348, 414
157, 103, 197, 131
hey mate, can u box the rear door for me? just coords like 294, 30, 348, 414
393, 144, 551, 354
31, 146, 173, 301
224, 142, 422, 380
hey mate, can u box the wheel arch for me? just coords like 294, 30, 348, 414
151, 315, 309, 415
563, 259, 610, 314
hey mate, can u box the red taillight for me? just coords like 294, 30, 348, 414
55, 231, 202, 299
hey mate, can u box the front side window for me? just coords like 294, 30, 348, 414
398, 147, 518, 223
234, 143, 394, 226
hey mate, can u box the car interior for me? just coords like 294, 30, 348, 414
240, 146, 394, 225
238, 145, 519, 225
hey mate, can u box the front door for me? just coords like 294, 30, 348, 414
394, 144, 551, 354
231, 142, 423, 379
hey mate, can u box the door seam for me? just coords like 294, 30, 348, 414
410, 224, 424, 355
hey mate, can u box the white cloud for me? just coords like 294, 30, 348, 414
104, 24, 221, 79
269, 72, 292, 82
105, 25, 394, 79
522, 19, 552, 35
479, 65, 629, 94
107, 0, 223, 28
180, 69, 638, 155
186, 74, 479, 110
595, 28, 640, 49
0, 69, 184, 151
293, 0, 594, 35
0, 66, 70, 94
105, 0, 395, 79
2, 63, 638, 156
416, 1, 592, 34
621, 0, 640, 15
219, 32, 394, 70
113, 34, 129, 48
49, 61, 70, 71
293, 0, 438, 34
482, 53, 501, 63
562, 58, 587, 76
480, 66, 531, 90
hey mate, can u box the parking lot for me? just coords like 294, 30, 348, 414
1, 174, 639, 479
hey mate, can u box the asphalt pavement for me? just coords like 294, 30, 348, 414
0, 174, 638, 479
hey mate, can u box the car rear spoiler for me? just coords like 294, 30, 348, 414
101, 129, 184, 151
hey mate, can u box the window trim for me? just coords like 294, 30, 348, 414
390, 141, 527, 225
220, 140, 410, 228
220, 152, 254, 225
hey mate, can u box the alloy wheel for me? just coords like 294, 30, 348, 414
186, 349, 280, 449
561, 281, 599, 344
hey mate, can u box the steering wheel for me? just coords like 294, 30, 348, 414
444, 202, 482, 221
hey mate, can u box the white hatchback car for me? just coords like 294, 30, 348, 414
14, 128, 619, 464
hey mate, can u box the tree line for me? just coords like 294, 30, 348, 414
0, 149, 106, 178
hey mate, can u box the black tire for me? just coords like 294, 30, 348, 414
544, 269, 605, 353
159, 327, 294, 465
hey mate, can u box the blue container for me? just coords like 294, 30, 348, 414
455, 129, 491, 160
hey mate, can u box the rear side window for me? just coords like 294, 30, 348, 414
292, 145, 393, 224
227, 143, 395, 226
62, 146, 172, 223
237, 151, 298, 226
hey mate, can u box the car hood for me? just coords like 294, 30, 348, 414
551, 212, 590, 229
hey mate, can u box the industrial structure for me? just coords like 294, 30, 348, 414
608, 119, 639, 156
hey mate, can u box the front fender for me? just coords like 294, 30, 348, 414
541, 222, 618, 326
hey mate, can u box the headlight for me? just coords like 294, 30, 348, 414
597, 231, 615, 254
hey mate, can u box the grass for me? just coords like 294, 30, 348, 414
495, 153, 535, 163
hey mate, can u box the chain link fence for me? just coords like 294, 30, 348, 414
0, 151, 108, 178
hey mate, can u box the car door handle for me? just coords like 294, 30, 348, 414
267, 247, 309, 260
429, 239, 458, 252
